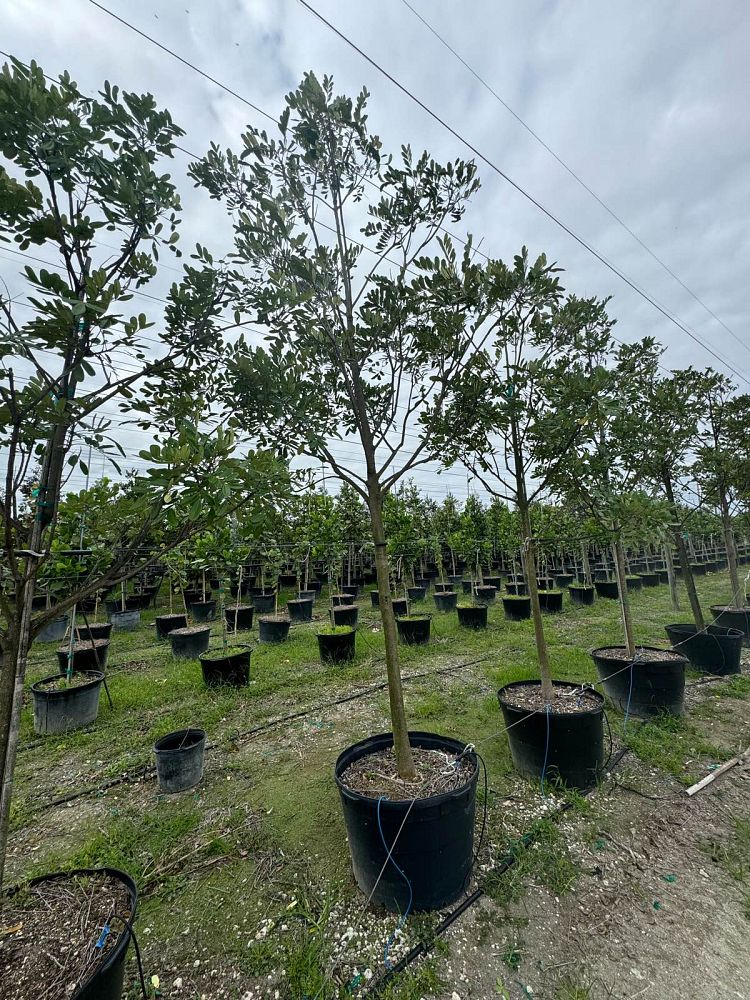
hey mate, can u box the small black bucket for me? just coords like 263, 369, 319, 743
665, 623, 743, 676
474, 585, 497, 606
252, 593, 276, 614
189, 600, 216, 622
225, 605, 254, 631
396, 615, 430, 645
75, 622, 113, 643
317, 627, 356, 663
342, 584, 360, 598
169, 626, 211, 660
594, 580, 619, 599
539, 590, 563, 613
434, 591, 458, 612
456, 605, 488, 629
709, 606, 750, 647
332, 604, 359, 627
154, 728, 206, 793
155, 614, 187, 640
591, 646, 687, 716
335, 731, 478, 912
370, 590, 380, 607
200, 649, 250, 687
287, 598, 313, 623
258, 616, 290, 643
569, 585, 595, 606
498, 681, 605, 790
407, 586, 426, 602
392, 598, 408, 616
503, 596, 530, 621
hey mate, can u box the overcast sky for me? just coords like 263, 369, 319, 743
3, 0, 750, 502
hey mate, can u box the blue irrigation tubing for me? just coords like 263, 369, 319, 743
540, 704, 552, 798
377, 795, 414, 970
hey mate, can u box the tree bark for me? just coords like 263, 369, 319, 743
720, 495, 742, 606
611, 537, 636, 658
663, 472, 704, 628
663, 544, 680, 613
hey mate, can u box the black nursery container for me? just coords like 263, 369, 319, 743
155, 614, 187, 640
75, 622, 113, 643
434, 591, 458, 612
503, 596, 530, 621
434, 582, 452, 594
498, 681, 605, 790
56, 639, 110, 673
224, 605, 254, 631
331, 593, 350, 607
407, 586, 426, 602
594, 580, 619, 599
591, 646, 687, 717
287, 598, 313, 623
332, 604, 359, 627
569, 585, 595, 607
342, 584, 360, 598
317, 627, 356, 664
200, 648, 250, 687
392, 598, 408, 616
154, 728, 206, 792
474, 585, 497, 606
396, 615, 431, 645
370, 590, 380, 608
538, 590, 563, 613
554, 573, 575, 589
169, 626, 211, 660
335, 732, 478, 912
11, 868, 139, 1000
639, 572, 660, 587
31, 670, 105, 735
505, 581, 527, 596
456, 605, 488, 629
125, 593, 152, 611
189, 600, 216, 623
252, 593, 277, 614
665, 623, 743, 676
709, 606, 750, 647
462, 580, 474, 595
258, 616, 291, 643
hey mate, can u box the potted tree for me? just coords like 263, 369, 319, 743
192, 73, 487, 910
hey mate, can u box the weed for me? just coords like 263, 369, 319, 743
626, 713, 725, 782
484, 819, 578, 907
555, 971, 593, 998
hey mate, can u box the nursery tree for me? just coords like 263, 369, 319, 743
0, 58, 287, 886
190, 73, 486, 777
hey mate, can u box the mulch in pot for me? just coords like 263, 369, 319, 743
0, 871, 131, 1000
338, 746, 474, 801
499, 683, 602, 714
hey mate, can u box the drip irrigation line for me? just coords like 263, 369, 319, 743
363, 745, 632, 998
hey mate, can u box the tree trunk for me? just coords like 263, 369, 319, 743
663, 473, 704, 629
367, 487, 415, 780
663, 544, 680, 613
720, 496, 742, 605
611, 537, 636, 658
581, 542, 592, 585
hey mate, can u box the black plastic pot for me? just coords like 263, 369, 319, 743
591, 646, 687, 717
569, 585, 595, 607
7, 867, 138, 1000
370, 590, 380, 608
392, 598, 408, 616
538, 589, 563, 613
407, 586, 426, 602
414, 576, 430, 590
224, 605, 254, 632
125, 593, 151, 611
183, 588, 202, 607
657, 569, 671, 584
554, 573, 575, 589
505, 581, 527, 596
298, 589, 317, 603
434, 582, 452, 593
154, 728, 206, 792
317, 627, 356, 664
31, 594, 49, 611
498, 681, 605, 790
594, 580, 618, 599
278, 573, 298, 588
335, 731, 478, 911
456, 605, 488, 629
710, 606, 750, 646
690, 562, 707, 576
111, 610, 141, 631
258, 616, 291, 643
200, 648, 250, 687
639, 572, 660, 587
287, 598, 313, 623
483, 575, 503, 590
474, 585, 497, 606
332, 604, 359, 627
664, 623, 743, 676
331, 593, 350, 607
169, 626, 211, 660
396, 615, 431, 645
448, 574, 464, 586
503, 596, 531, 621
342, 584, 359, 598
462, 580, 474, 595
626, 575, 643, 591
35, 615, 69, 644
31, 670, 105, 735
56, 639, 110, 673
75, 622, 113, 643
189, 600, 216, 623
155, 614, 187, 640
434, 591, 458, 612
252, 593, 276, 614
536, 577, 555, 591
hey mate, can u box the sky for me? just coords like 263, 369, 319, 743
2, 0, 750, 503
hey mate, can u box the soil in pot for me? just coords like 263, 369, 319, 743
189, 600, 216, 623
154, 728, 206, 793
31, 670, 105, 735
498, 681, 605, 790
594, 580, 619, 599
569, 584, 595, 606
332, 604, 359, 627
538, 589, 563, 613
169, 625, 211, 660
224, 605, 254, 632
335, 732, 478, 911
503, 595, 531, 621
456, 604, 488, 629
75, 622, 113, 643
665, 623, 743, 676
200, 648, 250, 687
591, 646, 687, 716
317, 625, 356, 664
287, 597, 313, 623
434, 590, 458, 612
56, 638, 110, 673
155, 613, 187, 640
258, 615, 291, 643
709, 606, 750, 646
0, 868, 136, 1000
395, 614, 431, 645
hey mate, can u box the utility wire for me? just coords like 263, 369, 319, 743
398, 0, 750, 360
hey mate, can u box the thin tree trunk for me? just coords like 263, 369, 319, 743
720, 496, 742, 605
581, 542, 591, 585
663, 472, 704, 629
368, 487, 415, 779
663, 544, 680, 613
611, 537, 636, 658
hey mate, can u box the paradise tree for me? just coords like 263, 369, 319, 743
190, 72, 487, 778
0, 57, 288, 886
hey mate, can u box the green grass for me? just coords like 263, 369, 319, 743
625, 713, 726, 783
484, 819, 579, 907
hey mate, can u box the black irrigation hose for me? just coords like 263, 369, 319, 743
363, 745, 632, 998
31, 655, 494, 813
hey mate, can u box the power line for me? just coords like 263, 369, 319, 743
398, 0, 750, 361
